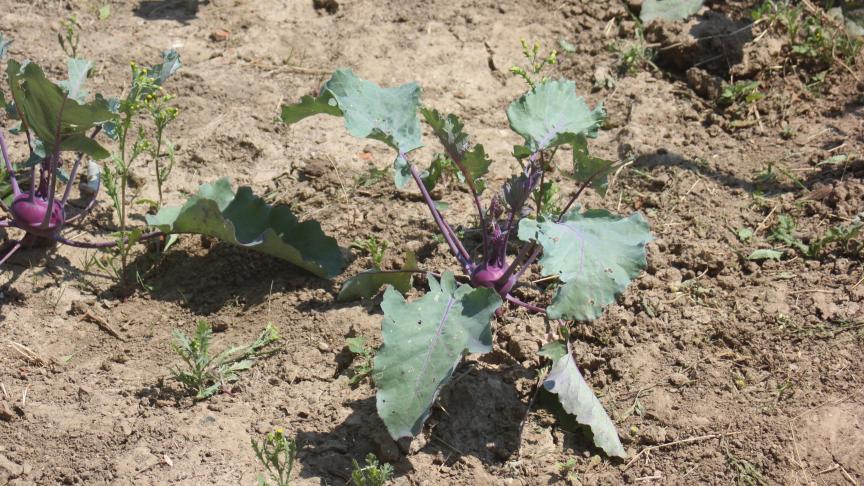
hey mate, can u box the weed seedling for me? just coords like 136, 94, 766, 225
351, 237, 388, 269
57, 16, 80, 58
252, 428, 297, 486
171, 320, 280, 399
509, 39, 558, 89
350, 453, 394, 486
345, 336, 374, 386
612, 28, 656, 76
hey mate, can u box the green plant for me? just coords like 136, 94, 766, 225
351, 236, 388, 269
612, 28, 657, 76
280, 61, 652, 458
770, 213, 863, 258
171, 320, 280, 399
57, 16, 80, 58
102, 52, 181, 286
350, 453, 394, 486
355, 166, 391, 187
752, 0, 862, 71
509, 39, 558, 89
252, 428, 297, 486
557, 457, 579, 482
718, 80, 766, 126
1, 37, 345, 281
345, 336, 374, 385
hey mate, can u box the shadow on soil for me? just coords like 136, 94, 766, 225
133, 0, 208, 23
139, 242, 335, 315
298, 356, 604, 483
630, 149, 863, 197
296, 363, 532, 484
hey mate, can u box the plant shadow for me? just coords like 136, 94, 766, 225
133, 0, 207, 23
139, 241, 335, 315
628, 149, 861, 197
295, 362, 530, 484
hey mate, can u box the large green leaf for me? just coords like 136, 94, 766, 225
640, 0, 704, 23
518, 208, 651, 321
6, 60, 112, 159
421, 107, 491, 191
544, 348, 627, 458
280, 69, 423, 187
375, 272, 502, 439
506, 79, 605, 153
146, 178, 345, 278
337, 252, 418, 301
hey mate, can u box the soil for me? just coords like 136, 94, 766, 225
1, 0, 863, 485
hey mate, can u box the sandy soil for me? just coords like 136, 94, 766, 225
1, 0, 863, 484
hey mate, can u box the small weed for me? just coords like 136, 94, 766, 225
752, 0, 862, 72
611, 29, 656, 76
351, 453, 394, 486
346, 336, 374, 386
351, 237, 388, 269
510, 39, 558, 89
171, 320, 280, 399
722, 440, 768, 486
770, 213, 863, 258
718, 81, 765, 125
252, 428, 297, 486
57, 15, 80, 58
355, 166, 392, 187
556, 457, 580, 482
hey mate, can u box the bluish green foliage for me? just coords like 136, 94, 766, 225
375, 272, 502, 438
6, 59, 113, 158
506, 79, 605, 152
338, 252, 417, 301
280, 69, 422, 187
147, 178, 345, 278
519, 208, 652, 321
544, 346, 627, 458
281, 68, 652, 455
640, 0, 704, 23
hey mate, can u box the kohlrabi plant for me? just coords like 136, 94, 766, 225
281, 68, 652, 458
0, 36, 345, 282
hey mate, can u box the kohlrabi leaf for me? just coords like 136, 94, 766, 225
640, 0, 704, 23
6, 60, 112, 159
279, 92, 342, 124
507, 79, 605, 153
150, 49, 182, 86
146, 178, 345, 278
544, 348, 627, 458
518, 208, 651, 321
0, 34, 11, 59
421, 108, 491, 191
58, 58, 92, 103
281, 69, 422, 187
337, 252, 418, 301
375, 272, 502, 439
568, 134, 614, 197
538, 340, 567, 361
